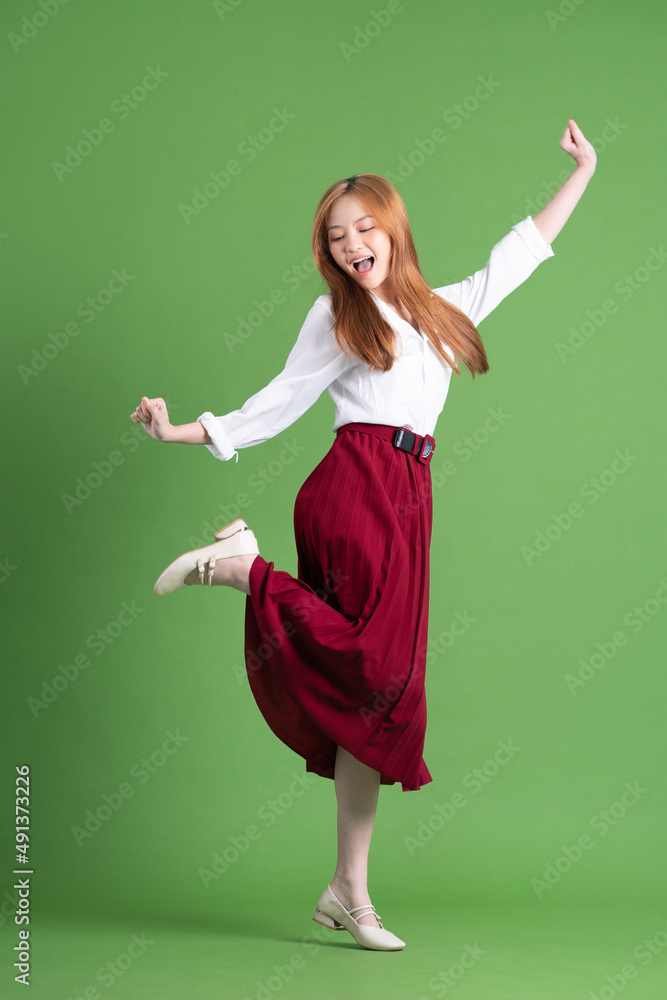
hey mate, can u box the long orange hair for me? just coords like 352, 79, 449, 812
312, 173, 489, 377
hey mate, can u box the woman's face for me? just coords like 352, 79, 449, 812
326, 194, 394, 301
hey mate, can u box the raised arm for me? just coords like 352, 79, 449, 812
532, 119, 597, 245
431, 119, 597, 327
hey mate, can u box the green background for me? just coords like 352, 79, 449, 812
2, 0, 666, 996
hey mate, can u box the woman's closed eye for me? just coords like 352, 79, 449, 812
331, 227, 374, 242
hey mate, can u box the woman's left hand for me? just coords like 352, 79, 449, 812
559, 119, 597, 173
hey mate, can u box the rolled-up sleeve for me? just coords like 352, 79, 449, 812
198, 295, 355, 463
432, 216, 555, 326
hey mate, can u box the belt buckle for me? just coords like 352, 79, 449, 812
393, 427, 414, 452
417, 434, 435, 464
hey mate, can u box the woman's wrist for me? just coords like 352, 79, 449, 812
574, 159, 596, 179
168, 421, 212, 445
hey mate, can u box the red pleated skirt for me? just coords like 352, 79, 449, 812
244, 422, 434, 791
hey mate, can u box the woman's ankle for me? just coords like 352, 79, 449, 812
227, 553, 257, 595
331, 873, 370, 901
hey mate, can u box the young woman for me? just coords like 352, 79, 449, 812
130, 119, 596, 951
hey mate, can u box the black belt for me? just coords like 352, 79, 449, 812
393, 427, 436, 465
336, 422, 437, 465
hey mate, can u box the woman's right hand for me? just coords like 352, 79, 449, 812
130, 396, 173, 442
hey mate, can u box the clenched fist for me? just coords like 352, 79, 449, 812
560, 119, 597, 174
130, 396, 173, 442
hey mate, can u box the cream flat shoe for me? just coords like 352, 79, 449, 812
153, 518, 259, 596
313, 884, 406, 951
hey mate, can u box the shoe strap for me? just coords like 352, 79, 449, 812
348, 903, 382, 925
197, 556, 217, 586
199, 525, 251, 585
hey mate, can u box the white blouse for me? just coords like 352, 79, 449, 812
198, 216, 555, 463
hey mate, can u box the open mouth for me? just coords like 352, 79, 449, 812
351, 256, 374, 274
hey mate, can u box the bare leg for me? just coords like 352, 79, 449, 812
185, 553, 381, 925
186, 558, 383, 925
329, 745, 382, 928
183, 553, 257, 596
